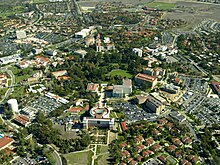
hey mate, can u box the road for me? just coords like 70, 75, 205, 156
47, 145, 63, 165
0, 68, 15, 103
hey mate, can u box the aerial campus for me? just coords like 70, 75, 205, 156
0, 0, 219, 164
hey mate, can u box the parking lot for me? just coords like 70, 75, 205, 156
192, 97, 220, 126
112, 102, 157, 123
11, 156, 49, 165
179, 75, 208, 94
29, 96, 62, 114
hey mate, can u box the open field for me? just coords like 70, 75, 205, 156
109, 69, 132, 78
164, 1, 220, 31
63, 150, 93, 165
147, 2, 176, 10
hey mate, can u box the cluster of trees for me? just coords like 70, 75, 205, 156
28, 112, 91, 154
200, 127, 220, 161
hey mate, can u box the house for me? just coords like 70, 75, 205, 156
175, 150, 183, 159
87, 83, 99, 93
0, 136, 14, 151
153, 129, 161, 135
112, 79, 132, 98
120, 150, 130, 160
13, 115, 31, 127
145, 137, 155, 147
135, 136, 144, 144
158, 118, 168, 125
136, 144, 145, 153
182, 137, 192, 145
119, 142, 128, 150
158, 155, 167, 164
151, 143, 162, 151
130, 160, 138, 165
136, 155, 143, 162
167, 145, 177, 153
52, 70, 68, 79
165, 122, 173, 130
188, 155, 200, 164
181, 159, 192, 165
142, 150, 154, 157
135, 73, 157, 89
172, 138, 183, 146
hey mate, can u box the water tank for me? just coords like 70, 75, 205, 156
7, 99, 19, 113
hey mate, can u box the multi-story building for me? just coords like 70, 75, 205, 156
143, 93, 166, 115
135, 73, 157, 89
82, 107, 114, 130
112, 79, 132, 98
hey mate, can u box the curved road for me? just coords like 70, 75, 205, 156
47, 144, 63, 165
0, 68, 15, 103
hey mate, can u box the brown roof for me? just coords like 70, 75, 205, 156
151, 143, 161, 151
145, 137, 154, 146
211, 81, 220, 94
142, 150, 153, 157
0, 136, 14, 150
135, 73, 157, 83
87, 83, 99, 91
35, 56, 49, 63
57, 76, 70, 81
167, 145, 177, 152
68, 106, 89, 112
158, 155, 166, 163
14, 115, 30, 126
121, 122, 128, 131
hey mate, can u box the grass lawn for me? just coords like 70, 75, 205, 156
63, 151, 93, 165
146, 2, 176, 10
95, 146, 110, 165
109, 69, 132, 79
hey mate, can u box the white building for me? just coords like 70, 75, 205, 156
7, 99, 19, 113
0, 54, 22, 65
132, 48, 143, 57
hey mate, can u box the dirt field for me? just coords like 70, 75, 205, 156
164, 1, 220, 30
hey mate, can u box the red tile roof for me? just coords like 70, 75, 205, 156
0, 136, 14, 150
87, 83, 99, 91
135, 73, 157, 83
14, 115, 30, 126
121, 122, 128, 131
